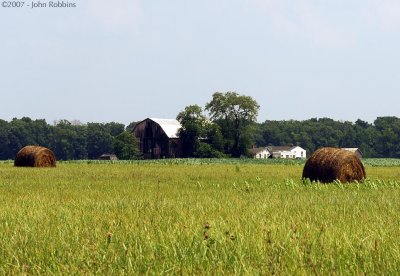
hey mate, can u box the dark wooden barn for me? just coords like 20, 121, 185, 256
132, 118, 183, 159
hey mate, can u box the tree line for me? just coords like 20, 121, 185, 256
177, 92, 400, 158
178, 115, 400, 159
0, 118, 140, 160
254, 117, 400, 158
1, 92, 400, 159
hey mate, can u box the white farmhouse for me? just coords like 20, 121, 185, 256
249, 147, 271, 159
249, 145, 306, 159
266, 146, 306, 159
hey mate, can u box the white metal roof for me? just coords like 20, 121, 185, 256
149, 118, 182, 138
342, 148, 361, 154
342, 148, 359, 151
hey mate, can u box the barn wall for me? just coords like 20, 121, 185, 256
168, 138, 182, 158
133, 119, 182, 159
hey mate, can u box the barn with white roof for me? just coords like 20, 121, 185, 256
132, 118, 182, 159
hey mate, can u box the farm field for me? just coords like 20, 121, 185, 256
0, 160, 400, 274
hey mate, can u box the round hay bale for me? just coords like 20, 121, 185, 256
14, 146, 56, 167
302, 147, 365, 183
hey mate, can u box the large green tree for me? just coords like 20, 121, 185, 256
51, 120, 88, 160
87, 123, 114, 159
177, 105, 225, 158
113, 131, 140, 159
374, 117, 400, 157
205, 92, 259, 157
0, 119, 11, 159
177, 105, 209, 157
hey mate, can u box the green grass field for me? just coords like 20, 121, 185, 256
0, 160, 400, 274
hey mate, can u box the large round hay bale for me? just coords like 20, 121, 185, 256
302, 147, 365, 183
14, 146, 56, 167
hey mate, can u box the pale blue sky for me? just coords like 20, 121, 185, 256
1, 0, 400, 125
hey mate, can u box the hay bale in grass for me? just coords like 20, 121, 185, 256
14, 146, 56, 167
302, 147, 365, 183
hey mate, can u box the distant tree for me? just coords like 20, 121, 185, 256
205, 92, 260, 157
126, 121, 139, 133
87, 123, 114, 159
194, 143, 226, 158
30, 119, 51, 147
205, 123, 225, 153
50, 120, 88, 160
113, 131, 140, 159
73, 125, 88, 159
177, 105, 225, 158
373, 117, 400, 157
177, 105, 208, 157
0, 119, 11, 159
105, 122, 125, 137
355, 119, 370, 129
51, 120, 75, 160
70, 120, 84, 126
7, 117, 37, 157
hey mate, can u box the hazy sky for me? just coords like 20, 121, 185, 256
1, 0, 400, 125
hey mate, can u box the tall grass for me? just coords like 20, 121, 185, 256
0, 162, 399, 274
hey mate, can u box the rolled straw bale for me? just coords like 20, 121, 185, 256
302, 147, 365, 183
14, 146, 56, 167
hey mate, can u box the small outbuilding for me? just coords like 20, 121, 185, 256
341, 148, 362, 159
99, 153, 118, 160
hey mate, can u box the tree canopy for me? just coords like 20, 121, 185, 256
205, 92, 260, 157
0, 118, 141, 160
177, 105, 225, 158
